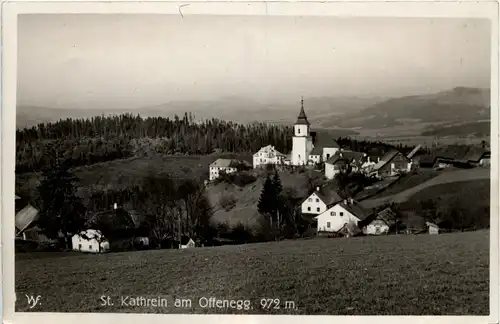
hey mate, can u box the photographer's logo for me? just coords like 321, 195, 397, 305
26, 294, 41, 309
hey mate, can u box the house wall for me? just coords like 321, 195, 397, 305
325, 163, 342, 180
316, 204, 361, 233
322, 147, 340, 162
301, 193, 327, 215
209, 166, 237, 181
72, 231, 110, 253
428, 226, 439, 235
180, 239, 196, 249
363, 220, 390, 235
480, 157, 491, 167
309, 154, 321, 164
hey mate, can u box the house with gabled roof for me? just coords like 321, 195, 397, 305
371, 149, 412, 178
314, 198, 370, 234
301, 185, 343, 216
209, 158, 245, 181
253, 145, 287, 169
360, 207, 398, 235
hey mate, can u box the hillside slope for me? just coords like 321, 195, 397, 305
206, 170, 323, 228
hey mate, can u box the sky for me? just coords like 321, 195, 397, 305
17, 14, 491, 110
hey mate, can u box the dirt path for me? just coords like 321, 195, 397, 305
360, 168, 490, 209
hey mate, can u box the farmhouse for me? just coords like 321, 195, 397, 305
361, 207, 398, 235
416, 145, 491, 169
253, 145, 287, 168
301, 186, 343, 216
179, 236, 196, 249
371, 149, 412, 178
314, 198, 369, 234
72, 229, 110, 253
426, 222, 440, 235
209, 158, 243, 181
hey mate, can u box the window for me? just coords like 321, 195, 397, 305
330, 211, 336, 216
327, 222, 331, 228
308, 198, 312, 202
298, 128, 301, 134
307, 207, 311, 211
89, 245, 92, 249
316, 198, 319, 203
78, 243, 82, 249
340, 212, 344, 216
316, 207, 320, 212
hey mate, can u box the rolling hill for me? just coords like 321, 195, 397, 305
326, 87, 490, 129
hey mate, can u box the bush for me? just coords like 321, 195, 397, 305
219, 194, 237, 212
232, 172, 257, 187
110, 238, 135, 252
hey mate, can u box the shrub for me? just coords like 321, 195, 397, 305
232, 172, 257, 187
219, 194, 237, 211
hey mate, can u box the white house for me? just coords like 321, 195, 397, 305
253, 145, 287, 168
314, 198, 368, 234
301, 186, 343, 216
179, 236, 196, 249
324, 155, 348, 180
209, 159, 241, 181
72, 229, 110, 253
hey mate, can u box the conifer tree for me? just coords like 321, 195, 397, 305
37, 161, 86, 248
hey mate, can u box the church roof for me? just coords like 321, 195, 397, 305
295, 98, 310, 126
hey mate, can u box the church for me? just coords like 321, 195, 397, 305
290, 98, 340, 166
253, 98, 341, 168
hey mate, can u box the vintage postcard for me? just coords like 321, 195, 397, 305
1, 1, 498, 324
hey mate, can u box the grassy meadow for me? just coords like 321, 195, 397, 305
16, 230, 489, 315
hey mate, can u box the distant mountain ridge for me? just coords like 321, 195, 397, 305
16, 96, 379, 130
16, 87, 489, 132
325, 87, 490, 129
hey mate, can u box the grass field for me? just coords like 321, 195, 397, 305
372, 170, 440, 199
16, 230, 489, 315
361, 168, 490, 209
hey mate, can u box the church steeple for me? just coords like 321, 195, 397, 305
295, 96, 310, 126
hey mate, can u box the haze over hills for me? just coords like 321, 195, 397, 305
325, 87, 491, 129
16, 96, 381, 130
17, 87, 490, 136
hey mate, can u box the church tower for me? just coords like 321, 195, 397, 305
291, 97, 313, 166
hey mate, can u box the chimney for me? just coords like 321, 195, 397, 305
349, 198, 354, 204
113, 203, 118, 210
343, 199, 347, 205
316, 186, 320, 192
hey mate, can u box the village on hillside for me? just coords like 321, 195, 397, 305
15, 98, 491, 253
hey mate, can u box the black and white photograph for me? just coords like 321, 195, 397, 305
2, 1, 498, 321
